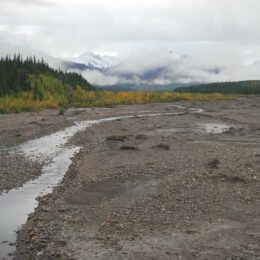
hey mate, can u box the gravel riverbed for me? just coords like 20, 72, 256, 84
1, 97, 260, 259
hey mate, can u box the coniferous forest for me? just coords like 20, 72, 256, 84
0, 54, 93, 96
0, 55, 255, 113
175, 81, 260, 94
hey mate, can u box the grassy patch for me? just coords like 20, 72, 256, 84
0, 90, 234, 113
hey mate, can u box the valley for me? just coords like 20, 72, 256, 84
0, 97, 260, 259
2, 0, 260, 259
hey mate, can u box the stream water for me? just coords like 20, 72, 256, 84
198, 123, 230, 134
0, 110, 188, 259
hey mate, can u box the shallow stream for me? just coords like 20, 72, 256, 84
0, 110, 187, 259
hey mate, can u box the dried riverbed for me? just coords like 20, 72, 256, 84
0, 97, 260, 259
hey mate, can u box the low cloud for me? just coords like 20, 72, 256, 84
81, 70, 125, 86
81, 48, 260, 88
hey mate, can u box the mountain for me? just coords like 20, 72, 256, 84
76, 49, 260, 90
0, 44, 190, 90
82, 49, 187, 89
72, 51, 121, 70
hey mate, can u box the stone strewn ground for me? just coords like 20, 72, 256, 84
3, 97, 260, 259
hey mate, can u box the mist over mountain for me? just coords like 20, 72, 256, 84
2, 43, 260, 91
83, 49, 188, 90
81, 48, 260, 90
71, 51, 121, 70
1, 0, 260, 91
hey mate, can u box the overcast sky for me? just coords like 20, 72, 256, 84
0, 0, 259, 56
1, 0, 260, 84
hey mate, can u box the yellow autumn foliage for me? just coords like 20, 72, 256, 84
0, 90, 233, 113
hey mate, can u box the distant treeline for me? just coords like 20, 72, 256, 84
0, 54, 94, 96
175, 81, 260, 94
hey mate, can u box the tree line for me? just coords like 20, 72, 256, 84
0, 54, 94, 96
175, 81, 260, 94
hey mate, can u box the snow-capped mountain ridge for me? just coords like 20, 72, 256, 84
72, 51, 121, 70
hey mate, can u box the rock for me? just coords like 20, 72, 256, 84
135, 134, 148, 140
152, 144, 170, 150
208, 159, 220, 169
106, 135, 128, 141
120, 146, 138, 150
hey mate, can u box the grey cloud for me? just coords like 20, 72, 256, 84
1, 0, 260, 57
81, 47, 260, 87
2, 0, 56, 6
1, 0, 260, 84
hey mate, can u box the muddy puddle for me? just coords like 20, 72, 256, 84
198, 123, 230, 134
